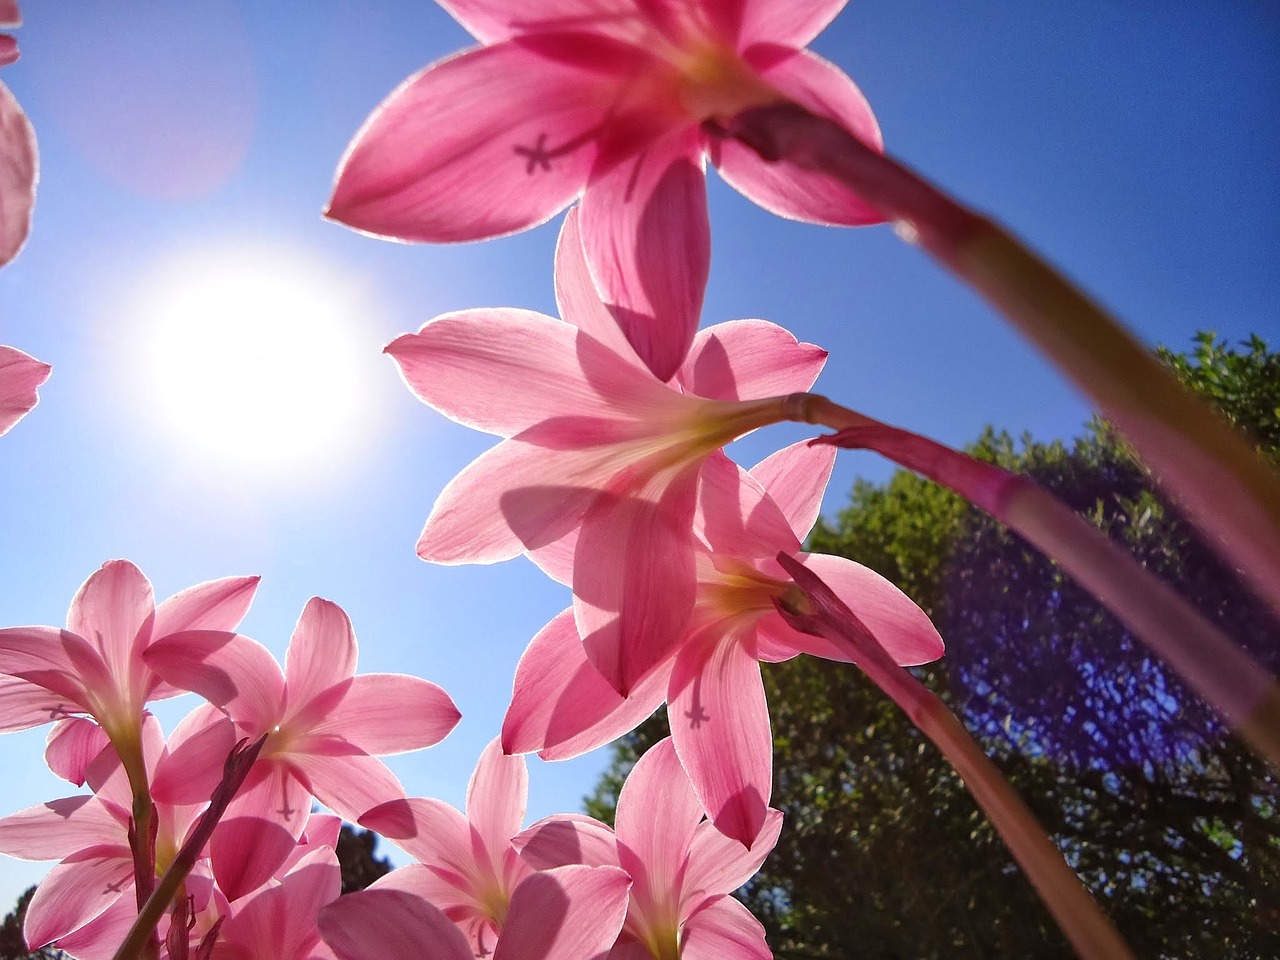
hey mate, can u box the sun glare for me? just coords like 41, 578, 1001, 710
129, 244, 384, 478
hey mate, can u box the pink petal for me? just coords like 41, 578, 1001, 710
283, 598, 359, 718
613, 738, 703, 897
387, 308, 662, 438
679, 895, 771, 960
0, 345, 50, 435
0, 2, 20, 28
151, 575, 260, 642
327, 39, 620, 243
748, 440, 836, 540
0, 37, 15, 69
438, 0, 655, 45
668, 627, 772, 846
512, 813, 619, 871
221, 847, 340, 960
716, 47, 884, 225
576, 467, 701, 694
313, 673, 460, 755
151, 705, 237, 805
465, 739, 527, 857
24, 846, 133, 948
695, 451, 799, 558
319, 888, 473, 960
44, 717, 110, 785
676, 319, 826, 402
66, 560, 154, 694
290, 749, 407, 824
680, 808, 782, 914
359, 798, 479, 891
302, 813, 343, 850
144, 629, 285, 733
51, 893, 139, 960
580, 126, 709, 381
0, 797, 123, 861
494, 864, 631, 960
554, 206, 643, 365
0, 674, 77, 732
0, 81, 36, 268
770, 553, 945, 666
736, 0, 847, 49
502, 608, 668, 760
366, 861, 480, 919
211, 761, 312, 900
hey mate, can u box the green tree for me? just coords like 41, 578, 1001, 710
586, 333, 1280, 958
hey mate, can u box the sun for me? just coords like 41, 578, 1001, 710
129, 243, 384, 478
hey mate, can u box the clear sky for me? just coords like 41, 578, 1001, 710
0, 0, 1276, 906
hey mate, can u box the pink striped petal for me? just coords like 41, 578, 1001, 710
737, 0, 847, 49
145, 629, 285, 733
0, 674, 76, 732
679, 808, 782, 913
438, 0, 656, 45
716, 47, 883, 225
221, 848, 340, 960
0, 81, 36, 268
580, 126, 709, 381
0, 345, 50, 435
319, 888, 473, 960
465, 739, 527, 858
151, 706, 237, 805
0, 797, 123, 861
502, 608, 668, 760
212, 761, 311, 900
24, 846, 133, 948
0, 1, 20, 28
577, 467, 701, 694
513, 814, 618, 871
284, 598, 358, 718
679, 895, 771, 960
328, 39, 617, 243
151, 575, 260, 643
367, 861, 479, 918
554, 206, 642, 365
676, 319, 826, 402
44, 717, 109, 785
359, 798, 478, 891
748, 441, 836, 540
313, 673, 460, 755
494, 865, 630, 960
696, 451, 799, 557
614, 738, 703, 895
51, 893, 138, 960
291, 749, 407, 824
669, 627, 772, 846
66, 560, 154, 690
772, 553, 945, 666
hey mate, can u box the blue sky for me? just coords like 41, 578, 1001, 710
0, 0, 1276, 905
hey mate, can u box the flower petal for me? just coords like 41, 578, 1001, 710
359, 798, 480, 893
695, 451, 799, 558
283, 598, 359, 719
44, 718, 110, 786
580, 126, 709, 381
144, 629, 285, 733
327, 39, 617, 243
465, 739, 527, 859
680, 808, 781, 913
0, 674, 76, 732
211, 762, 311, 901
319, 888, 474, 960
668, 627, 772, 846
66, 560, 154, 696
151, 704, 238, 805
737, 0, 847, 49
495, 864, 631, 960
513, 813, 619, 871
24, 846, 133, 948
438, 0, 656, 45
0, 80, 36, 268
613, 738, 703, 898
313, 673, 460, 755
0, 797, 123, 861
676, 319, 826, 402
291, 749, 407, 824
151, 575, 260, 642
0, 345, 50, 435
502, 608, 669, 760
716, 47, 883, 225
554, 206, 643, 366
679, 895, 771, 960
748, 440, 835, 540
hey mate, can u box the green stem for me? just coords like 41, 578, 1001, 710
793, 394, 1280, 771
720, 103, 1280, 620
775, 554, 1135, 960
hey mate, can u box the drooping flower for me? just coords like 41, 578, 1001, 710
389, 208, 824, 695
145, 596, 461, 897
328, 0, 881, 380
349, 738, 630, 959
516, 736, 781, 959
503, 441, 944, 844
0, 345, 50, 436
0, 0, 37, 267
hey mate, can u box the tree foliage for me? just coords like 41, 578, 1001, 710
586, 332, 1280, 958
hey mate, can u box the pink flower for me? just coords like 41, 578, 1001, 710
503, 441, 944, 845
0, 0, 37, 267
145, 596, 461, 897
515, 737, 781, 959
328, 0, 880, 380
0, 344, 50, 436
389, 209, 824, 694
210, 846, 342, 960
0, 560, 260, 770
345, 738, 631, 960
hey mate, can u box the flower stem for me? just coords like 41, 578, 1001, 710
111, 733, 267, 960
775, 554, 1135, 960
719, 103, 1280, 620
789, 394, 1280, 771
